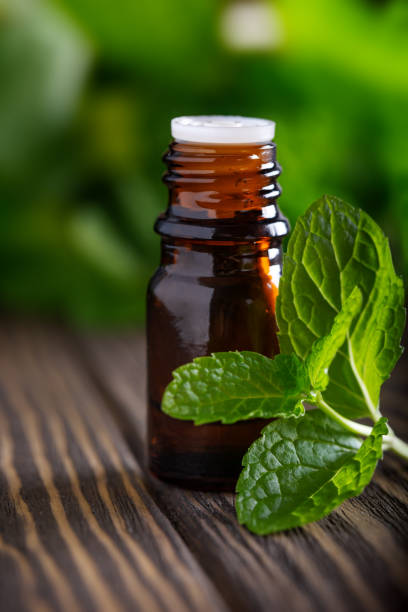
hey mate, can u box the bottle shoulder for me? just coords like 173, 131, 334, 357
155, 209, 289, 242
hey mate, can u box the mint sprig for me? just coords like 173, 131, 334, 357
161, 195, 408, 534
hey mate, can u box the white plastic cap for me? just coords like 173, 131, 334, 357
171, 115, 275, 144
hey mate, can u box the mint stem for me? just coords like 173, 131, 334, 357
312, 393, 372, 436
382, 433, 408, 460
312, 393, 408, 461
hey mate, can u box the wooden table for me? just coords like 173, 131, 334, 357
0, 323, 407, 612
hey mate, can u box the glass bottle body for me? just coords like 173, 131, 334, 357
147, 140, 288, 490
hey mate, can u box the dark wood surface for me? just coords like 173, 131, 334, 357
0, 323, 407, 612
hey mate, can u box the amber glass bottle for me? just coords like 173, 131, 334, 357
147, 116, 289, 490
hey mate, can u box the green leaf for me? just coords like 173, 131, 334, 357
306, 286, 363, 391
276, 195, 405, 419
162, 352, 311, 425
236, 411, 387, 534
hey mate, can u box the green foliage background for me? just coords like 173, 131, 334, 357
1, 0, 407, 326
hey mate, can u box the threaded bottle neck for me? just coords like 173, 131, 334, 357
156, 140, 289, 242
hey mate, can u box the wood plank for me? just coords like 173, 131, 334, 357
81, 331, 408, 612
0, 324, 226, 612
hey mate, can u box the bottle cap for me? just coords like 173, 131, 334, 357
171, 115, 275, 144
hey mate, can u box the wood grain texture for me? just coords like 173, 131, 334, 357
1, 322, 407, 612
81, 331, 408, 612
0, 324, 226, 612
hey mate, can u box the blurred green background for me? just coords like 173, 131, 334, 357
1, 0, 407, 326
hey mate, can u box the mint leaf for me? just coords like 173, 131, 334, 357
306, 286, 362, 391
236, 411, 387, 534
162, 352, 311, 425
276, 195, 405, 419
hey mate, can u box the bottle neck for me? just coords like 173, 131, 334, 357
156, 140, 289, 242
